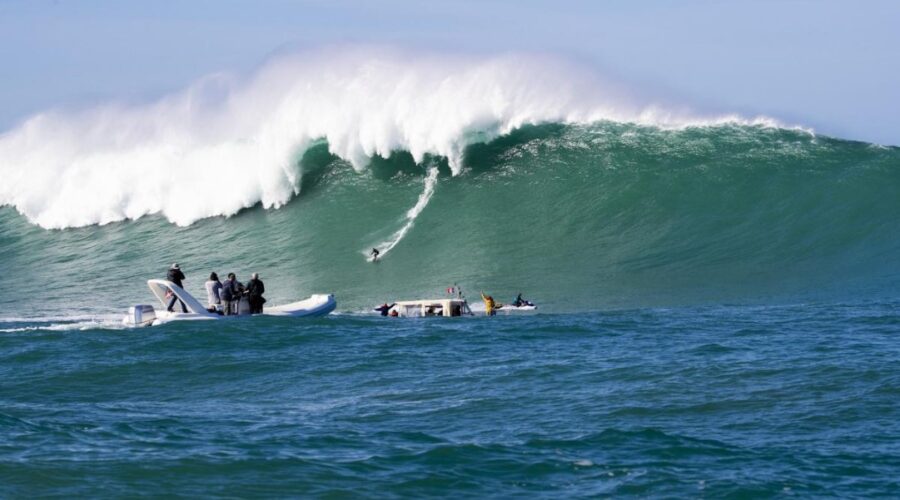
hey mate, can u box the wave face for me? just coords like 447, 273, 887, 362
1, 121, 898, 314
0, 47, 782, 229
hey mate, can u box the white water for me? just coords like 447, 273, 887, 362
364, 166, 439, 262
0, 45, 789, 229
0, 314, 125, 332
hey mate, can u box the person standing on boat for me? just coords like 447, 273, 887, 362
205, 272, 223, 313
481, 291, 496, 316
374, 303, 396, 316
246, 273, 266, 314
166, 263, 188, 313
221, 273, 239, 315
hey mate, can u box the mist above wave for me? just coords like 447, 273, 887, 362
0, 46, 783, 229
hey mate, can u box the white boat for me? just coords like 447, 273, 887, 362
123, 279, 336, 326
392, 298, 474, 317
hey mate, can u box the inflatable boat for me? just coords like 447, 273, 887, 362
123, 279, 336, 326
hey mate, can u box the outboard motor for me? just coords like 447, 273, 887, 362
123, 305, 157, 327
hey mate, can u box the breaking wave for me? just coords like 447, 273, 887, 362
0, 46, 788, 229
2, 120, 898, 313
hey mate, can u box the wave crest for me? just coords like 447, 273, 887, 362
0, 46, 790, 229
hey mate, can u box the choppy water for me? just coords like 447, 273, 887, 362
2, 303, 899, 497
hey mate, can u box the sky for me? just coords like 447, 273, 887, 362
1, 0, 898, 145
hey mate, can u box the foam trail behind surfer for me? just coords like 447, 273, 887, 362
364, 166, 439, 261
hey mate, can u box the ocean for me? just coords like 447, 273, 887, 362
1, 50, 900, 497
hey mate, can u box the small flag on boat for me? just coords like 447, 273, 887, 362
447, 286, 454, 294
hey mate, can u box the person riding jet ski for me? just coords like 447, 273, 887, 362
512, 293, 534, 307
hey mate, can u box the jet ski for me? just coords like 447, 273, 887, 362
493, 294, 537, 314
123, 279, 336, 326
469, 301, 538, 315
494, 302, 538, 314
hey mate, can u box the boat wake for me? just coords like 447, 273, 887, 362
364, 166, 439, 262
0, 315, 125, 333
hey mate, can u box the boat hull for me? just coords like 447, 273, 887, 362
123, 280, 336, 326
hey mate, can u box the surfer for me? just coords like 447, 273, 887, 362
480, 291, 496, 317
371, 248, 380, 262
246, 273, 266, 314
374, 303, 396, 316
166, 263, 188, 313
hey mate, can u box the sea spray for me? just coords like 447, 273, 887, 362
0, 46, 790, 230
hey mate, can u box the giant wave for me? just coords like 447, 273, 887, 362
0, 46, 786, 229
1, 120, 898, 314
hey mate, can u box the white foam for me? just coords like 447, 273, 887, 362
365, 166, 439, 261
0, 314, 125, 333
0, 45, 796, 229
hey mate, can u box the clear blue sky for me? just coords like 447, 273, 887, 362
1, 0, 898, 145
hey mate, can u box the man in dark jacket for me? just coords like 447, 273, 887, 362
373, 303, 396, 316
246, 273, 266, 314
166, 263, 188, 313
221, 273, 239, 315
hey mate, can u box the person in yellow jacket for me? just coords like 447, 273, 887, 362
481, 291, 496, 316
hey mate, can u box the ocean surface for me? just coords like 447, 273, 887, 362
1, 50, 900, 496
1, 303, 899, 497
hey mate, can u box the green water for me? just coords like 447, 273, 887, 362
2, 123, 898, 315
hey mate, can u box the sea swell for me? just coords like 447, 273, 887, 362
4, 44, 900, 500
0, 46, 789, 230
0, 121, 898, 314
2, 304, 899, 496
1, 46, 898, 313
